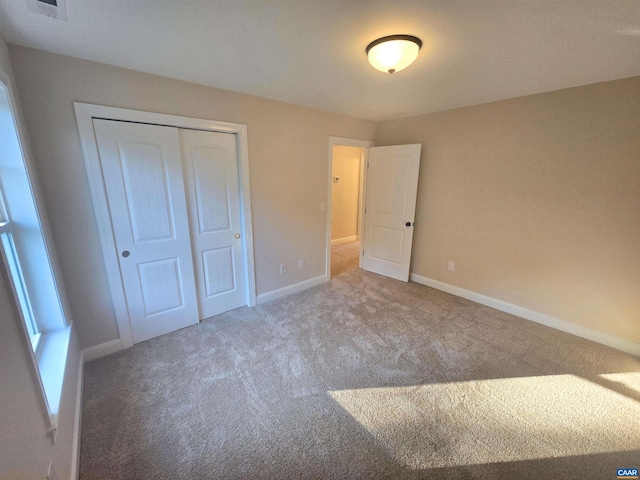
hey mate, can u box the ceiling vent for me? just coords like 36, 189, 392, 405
25, 0, 67, 21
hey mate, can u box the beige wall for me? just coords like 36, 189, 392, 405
2, 33, 637, 480
8, 45, 375, 350
331, 146, 362, 241
0, 36, 10, 75
7, 43, 638, 350
0, 36, 81, 480
376, 77, 640, 344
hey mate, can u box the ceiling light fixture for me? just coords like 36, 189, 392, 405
366, 35, 422, 74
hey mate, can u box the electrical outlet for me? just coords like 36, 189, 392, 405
447, 260, 455, 271
280, 264, 287, 274
47, 461, 58, 480
298, 259, 305, 269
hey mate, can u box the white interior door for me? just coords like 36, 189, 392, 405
362, 144, 422, 281
180, 129, 246, 319
94, 119, 199, 343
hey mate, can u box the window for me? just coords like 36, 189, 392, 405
0, 199, 40, 351
0, 77, 71, 437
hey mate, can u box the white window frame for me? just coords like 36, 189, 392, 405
0, 71, 73, 440
0, 188, 40, 350
0, 222, 40, 350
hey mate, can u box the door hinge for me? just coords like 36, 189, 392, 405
362, 250, 365, 256
365, 208, 367, 214
367, 162, 370, 168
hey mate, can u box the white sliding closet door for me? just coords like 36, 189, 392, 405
180, 129, 247, 319
94, 119, 199, 343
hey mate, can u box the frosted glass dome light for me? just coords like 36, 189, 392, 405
366, 35, 422, 74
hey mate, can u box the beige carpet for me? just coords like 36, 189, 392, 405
331, 240, 360, 279
80, 264, 640, 479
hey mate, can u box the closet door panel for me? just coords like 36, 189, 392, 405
181, 129, 246, 319
94, 119, 199, 343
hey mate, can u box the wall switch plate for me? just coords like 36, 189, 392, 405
447, 261, 455, 271
298, 259, 305, 269
280, 264, 287, 274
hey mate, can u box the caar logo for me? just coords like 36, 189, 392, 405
617, 468, 639, 479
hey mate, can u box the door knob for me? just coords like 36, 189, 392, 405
122, 250, 130, 258
235, 233, 241, 239
405, 222, 412, 227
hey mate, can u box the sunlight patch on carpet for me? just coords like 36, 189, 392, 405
329, 374, 640, 469
599, 372, 640, 395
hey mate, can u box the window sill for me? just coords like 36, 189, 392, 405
35, 325, 71, 432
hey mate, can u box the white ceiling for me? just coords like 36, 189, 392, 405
0, 0, 639, 121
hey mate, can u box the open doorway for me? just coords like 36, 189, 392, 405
326, 137, 374, 280
326, 139, 422, 283
331, 145, 364, 278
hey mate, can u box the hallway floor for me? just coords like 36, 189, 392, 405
330, 240, 360, 279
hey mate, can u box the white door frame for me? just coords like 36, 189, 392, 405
74, 103, 257, 349
325, 136, 374, 281
356, 150, 366, 245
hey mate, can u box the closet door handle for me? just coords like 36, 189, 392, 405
122, 250, 130, 258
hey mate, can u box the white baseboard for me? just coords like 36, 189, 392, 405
257, 275, 326, 305
81, 338, 123, 362
70, 353, 84, 480
331, 235, 358, 246
410, 273, 640, 357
